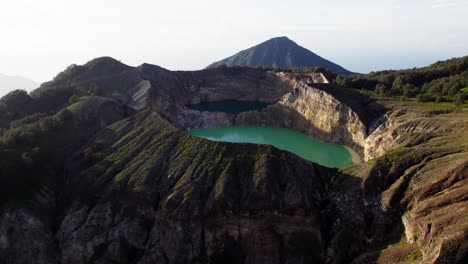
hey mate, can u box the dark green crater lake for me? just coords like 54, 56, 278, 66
188, 126, 354, 168
188, 100, 271, 114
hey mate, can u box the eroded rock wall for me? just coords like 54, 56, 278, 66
234, 82, 368, 158
350, 106, 468, 263
364, 106, 468, 160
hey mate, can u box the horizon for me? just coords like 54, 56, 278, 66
1, 0, 467, 84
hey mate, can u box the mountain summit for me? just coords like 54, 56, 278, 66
206, 36, 353, 74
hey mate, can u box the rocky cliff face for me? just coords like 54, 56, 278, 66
234, 81, 369, 158
277, 82, 367, 156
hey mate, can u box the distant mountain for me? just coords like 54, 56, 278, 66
0, 73, 40, 98
207, 36, 354, 75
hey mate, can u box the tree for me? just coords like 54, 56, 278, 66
402, 84, 415, 98
375, 83, 387, 96
0, 89, 36, 128
335, 75, 350, 87
416, 93, 432, 102
39, 116, 59, 131
455, 92, 465, 106
69, 94, 80, 104
392, 76, 403, 89
56, 109, 73, 124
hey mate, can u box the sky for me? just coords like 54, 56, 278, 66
0, 0, 467, 83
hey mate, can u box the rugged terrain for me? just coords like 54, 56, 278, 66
0, 57, 466, 263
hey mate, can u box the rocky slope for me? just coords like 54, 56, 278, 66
0, 57, 467, 263
349, 104, 468, 263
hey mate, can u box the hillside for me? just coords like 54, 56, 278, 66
207, 36, 354, 75
336, 56, 468, 104
0, 57, 466, 263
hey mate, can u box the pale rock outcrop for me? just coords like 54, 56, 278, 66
277, 82, 367, 156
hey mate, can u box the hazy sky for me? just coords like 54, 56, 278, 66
0, 0, 467, 83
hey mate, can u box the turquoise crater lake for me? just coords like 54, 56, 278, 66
188, 126, 354, 168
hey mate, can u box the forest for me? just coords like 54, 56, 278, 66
334, 56, 468, 105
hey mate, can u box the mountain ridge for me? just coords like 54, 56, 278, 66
206, 36, 354, 75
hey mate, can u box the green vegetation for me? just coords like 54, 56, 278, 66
386, 147, 414, 166
0, 109, 73, 149
381, 235, 423, 263
0, 57, 133, 131
0, 92, 125, 208
0, 89, 36, 128
0, 108, 75, 207
0, 70, 119, 208
407, 248, 423, 261
334, 56, 468, 105
66, 96, 115, 123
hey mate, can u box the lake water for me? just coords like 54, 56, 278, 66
188, 100, 271, 114
188, 126, 354, 168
